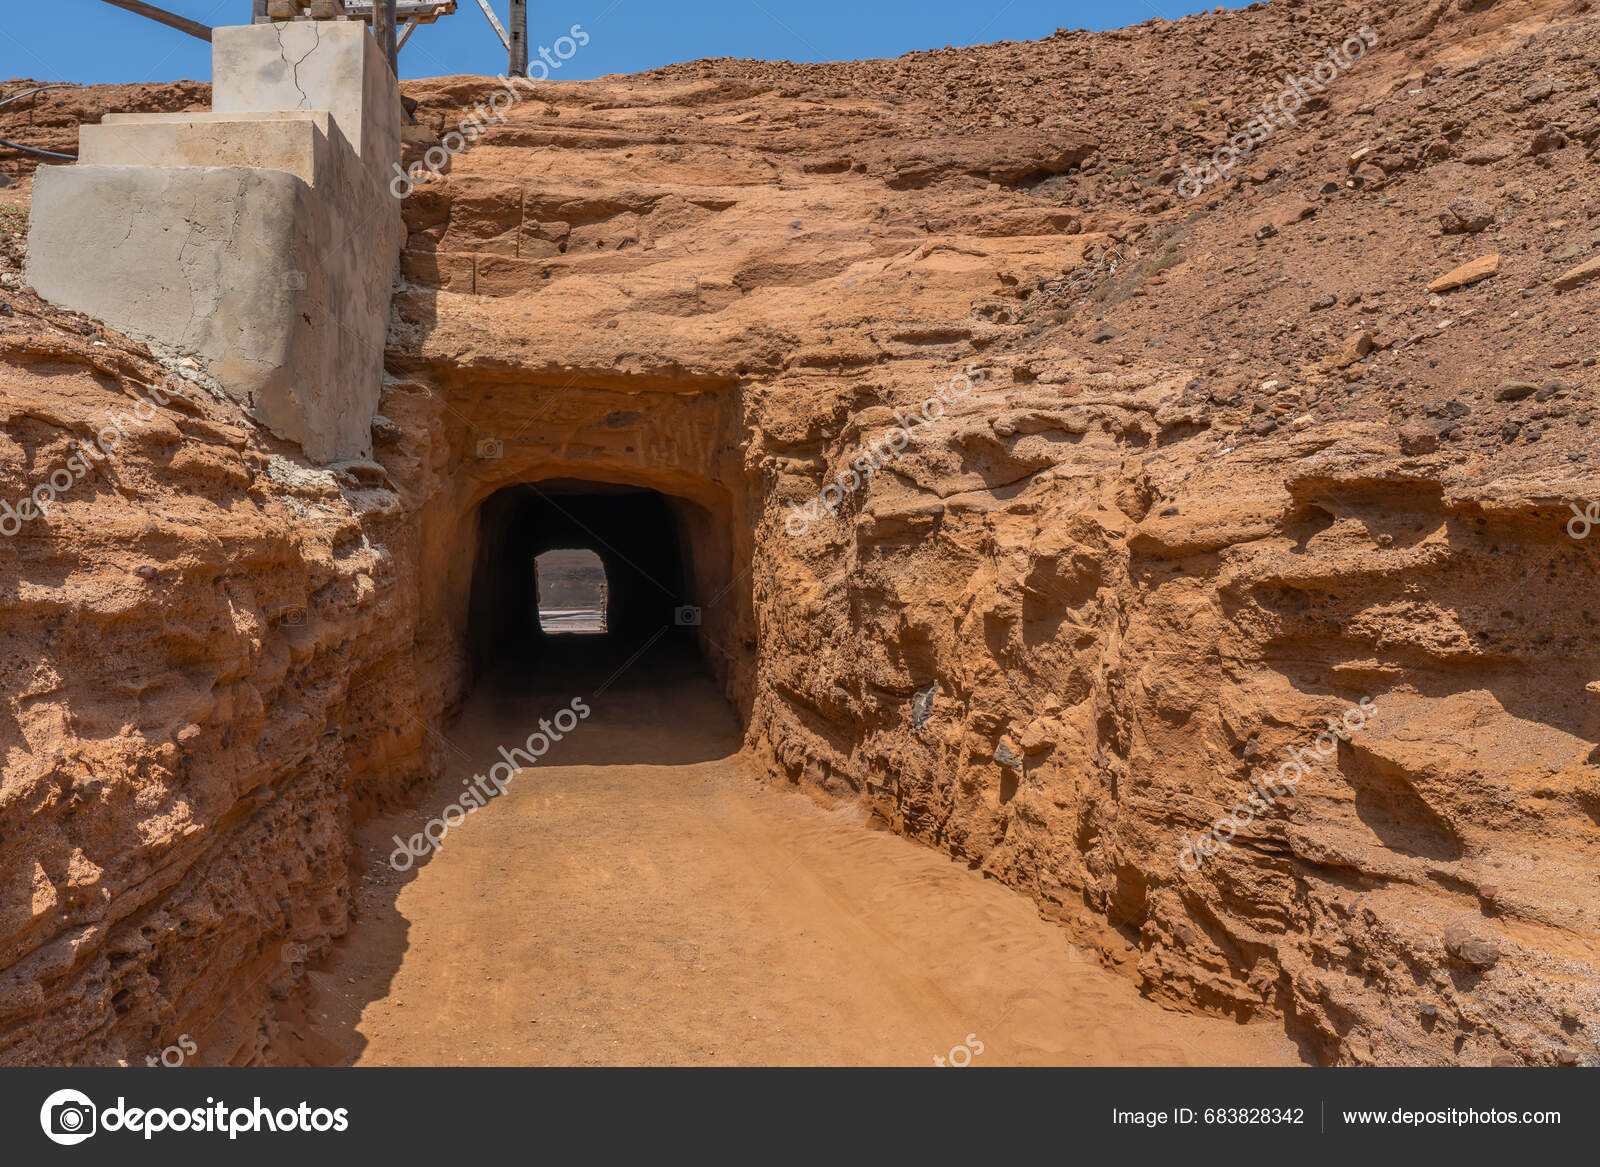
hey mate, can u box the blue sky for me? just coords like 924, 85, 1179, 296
1, 0, 1211, 85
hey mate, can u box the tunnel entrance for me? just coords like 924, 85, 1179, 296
535, 549, 609, 635
466, 479, 718, 684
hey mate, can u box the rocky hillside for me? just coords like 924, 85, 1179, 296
3, 0, 1598, 1066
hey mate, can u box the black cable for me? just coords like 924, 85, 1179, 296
0, 84, 77, 110
0, 137, 77, 160
0, 84, 81, 161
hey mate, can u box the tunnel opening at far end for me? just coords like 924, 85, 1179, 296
466, 479, 730, 689
536, 549, 609, 635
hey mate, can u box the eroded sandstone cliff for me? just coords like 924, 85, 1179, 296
3, 0, 1598, 1065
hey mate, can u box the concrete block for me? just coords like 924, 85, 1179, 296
213, 21, 398, 178
28, 161, 391, 463
79, 113, 329, 186
25, 23, 403, 463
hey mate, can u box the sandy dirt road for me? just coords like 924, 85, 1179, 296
278, 658, 1303, 1067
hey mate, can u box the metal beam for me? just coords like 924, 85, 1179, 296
96, 0, 213, 42
508, 0, 527, 77
472, 0, 510, 51
342, 1, 455, 23
373, 0, 398, 75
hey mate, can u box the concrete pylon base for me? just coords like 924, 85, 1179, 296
26, 22, 402, 464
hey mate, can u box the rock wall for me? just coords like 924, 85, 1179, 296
749, 366, 1600, 1066
0, 289, 444, 1064
4, 0, 1600, 1066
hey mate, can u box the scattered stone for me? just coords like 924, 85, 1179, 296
1350, 163, 1387, 189
1087, 323, 1122, 343
1444, 398, 1471, 418
1552, 255, 1600, 291
1329, 330, 1376, 368
1253, 221, 1278, 240
1529, 126, 1568, 155
1439, 197, 1495, 235
1490, 1054, 1520, 1067
133, 565, 160, 580
1398, 425, 1439, 454
995, 740, 1022, 769
1428, 253, 1500, 293
1444, 922, 1501, 969
1535, 379, 1571, 401
1311, 293, 1337, 310
1462, 139, 1515, 165
1521, 79, 1557, 103
1493, 380, 1538, 401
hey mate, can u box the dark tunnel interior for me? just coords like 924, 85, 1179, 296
467, 480, 708, 682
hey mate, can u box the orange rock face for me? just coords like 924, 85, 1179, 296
4, 0, 1600, 1066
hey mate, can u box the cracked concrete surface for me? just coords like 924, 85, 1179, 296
273, 20, 322, 113
25, 21, 402, 462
